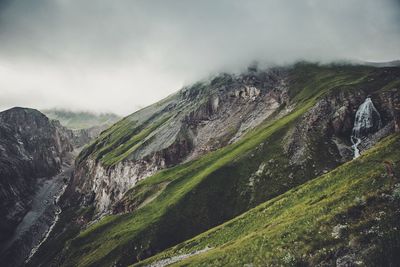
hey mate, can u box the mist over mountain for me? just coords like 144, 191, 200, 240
1, 1, 400, 267
0, 0, 399, 114
42, 109, 120, 130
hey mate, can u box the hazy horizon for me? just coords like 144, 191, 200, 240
1, 0, 399, 115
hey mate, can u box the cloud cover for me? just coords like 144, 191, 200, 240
0, 0, 399, 115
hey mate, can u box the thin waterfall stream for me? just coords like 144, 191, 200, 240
351, 97, 382, 158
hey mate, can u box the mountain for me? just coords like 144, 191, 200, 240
42, 109, 120, 130
0, 107, 115, 266
0, 108, 74, 263
0, 107, 72, 237
27, 63, 400, 266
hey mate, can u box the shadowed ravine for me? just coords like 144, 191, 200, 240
0, 155, 74, 267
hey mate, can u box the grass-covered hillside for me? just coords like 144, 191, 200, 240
135, 134, 400, 266
42, 109, 120, 130
28, 63, 400, 267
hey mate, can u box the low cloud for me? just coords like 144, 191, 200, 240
0, 0, 399, 115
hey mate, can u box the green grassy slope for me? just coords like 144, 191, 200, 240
58, 97, 309, 267
77, 114, 172, 166
75, 88, 192, 167
135, 134, 400, 267
28, 64, 400, 267
57, 65, 390, 266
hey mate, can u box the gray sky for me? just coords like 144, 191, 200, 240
0, 0, 399, 115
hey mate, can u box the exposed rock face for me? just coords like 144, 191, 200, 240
71, 65, 400, 217
284, 91, 362, 167
380, 89, 400, 132
72, 69, 290, 213
0, 107, 73, 246
284, 89, 400, 169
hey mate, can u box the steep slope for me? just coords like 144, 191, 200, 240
74, 67, 289, 212
28, 63, 400, 267
0, 107, 115, 266
136, 134, 400, 267
0, 108, 73, 249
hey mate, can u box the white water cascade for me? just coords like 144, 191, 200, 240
351, 97, 382, 158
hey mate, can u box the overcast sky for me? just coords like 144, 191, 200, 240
0, 0, 399, 115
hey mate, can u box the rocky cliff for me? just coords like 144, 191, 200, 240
73, 68, 290, 213
0, 107, 73, 246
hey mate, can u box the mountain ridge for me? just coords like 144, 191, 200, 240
42, 109, 120, 130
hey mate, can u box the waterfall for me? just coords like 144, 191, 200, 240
351, 97, 382, 158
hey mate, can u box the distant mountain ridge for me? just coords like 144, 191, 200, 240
42, 109, 120, 130
362, 60, 400, 68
